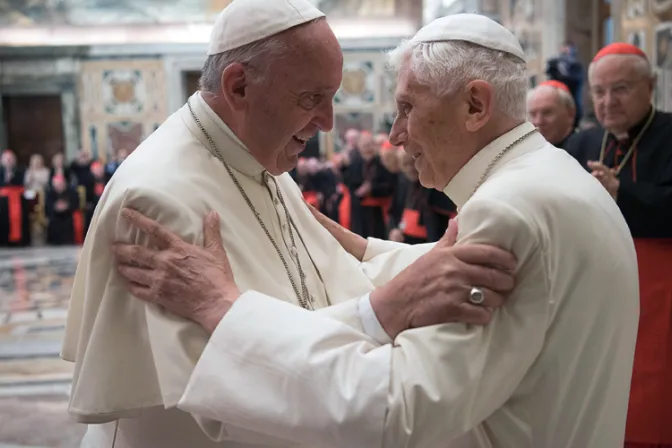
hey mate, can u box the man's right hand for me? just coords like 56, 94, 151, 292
371, 221, 517, 339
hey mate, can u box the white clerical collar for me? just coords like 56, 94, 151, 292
186, 92, 265, 181
444, 121, 540, 208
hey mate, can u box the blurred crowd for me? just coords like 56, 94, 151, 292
0, 148, 128, 247
291, 128, 457, 245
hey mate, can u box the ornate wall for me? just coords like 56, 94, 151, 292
325, 51, 397, 155
619, 0, 672, 110
78, 59, 168, 162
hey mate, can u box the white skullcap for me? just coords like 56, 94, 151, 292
412, 13, 525, 62
207, 0, 325, 56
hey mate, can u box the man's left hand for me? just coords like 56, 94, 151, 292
112, 208, 239, 334
588, 161, 620, 199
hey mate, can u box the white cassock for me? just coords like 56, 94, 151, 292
177, 122, 641, 448
62, 92, 429, 447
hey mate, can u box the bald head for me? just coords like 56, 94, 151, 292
588, 54, 655, 134
527, 85, 576, 145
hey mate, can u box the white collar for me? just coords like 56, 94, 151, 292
444, 121, 542, 208
184, 92, 265, 182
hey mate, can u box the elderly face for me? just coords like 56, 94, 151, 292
589, 55, 654, 135
389, 60, 473, 190
78, 149, 92, 163
358, 133, 377, 161
235, 20, 343, 175
527, 87, 575, 145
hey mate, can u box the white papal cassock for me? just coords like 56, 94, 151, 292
62, 92, 428, 447
175, 122, 641, 447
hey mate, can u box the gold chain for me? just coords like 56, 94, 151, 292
188, 99, 313, 310
468, 128, 539, 200
598, 108, 655, 176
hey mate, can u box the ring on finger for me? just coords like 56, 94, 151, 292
469, 286, 486, 305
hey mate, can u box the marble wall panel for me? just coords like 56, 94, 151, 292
79, 59, 167, 161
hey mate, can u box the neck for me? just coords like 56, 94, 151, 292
474, 117, 526, 156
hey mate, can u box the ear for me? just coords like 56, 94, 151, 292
220, 63, 249, 111
464, 80, 494, 132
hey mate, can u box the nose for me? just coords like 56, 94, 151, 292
389, 116, 407, 147
314, 101, 335, 132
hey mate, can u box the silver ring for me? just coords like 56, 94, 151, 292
469, 287, 485, 305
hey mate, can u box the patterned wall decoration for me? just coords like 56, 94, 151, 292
620, 0, 672, 111
325, 51, 398, 157
79, 59, 167, 162
500, 0, 544, 81
334, 60, 377, 107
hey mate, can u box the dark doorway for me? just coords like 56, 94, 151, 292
2, 95, 64, 167
184, 71, 201, 102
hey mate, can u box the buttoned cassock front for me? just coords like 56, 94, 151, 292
62, 93, 400, 447
177, 123, 641, 448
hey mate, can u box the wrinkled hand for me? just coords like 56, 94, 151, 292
371, 220, 517, 339
112, 208, 239, 334
588, 161, 620, 199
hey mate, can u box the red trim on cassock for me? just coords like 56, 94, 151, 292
401, 208, 427, 239
0, 186, 24, 243
338, 183, 351, 230
72, 210, 85, 245
626, 239, 672, 445
95, 182, 105, 197
360, 196, 392, 224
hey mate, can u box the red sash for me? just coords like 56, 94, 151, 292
302, 191, 320, 208
626, 238, 672, 444
361, 196, 392, 225
0, 186, 24, 243
73, 210, 85, 245
400, 208, 427, 239
337, 183, 351, 230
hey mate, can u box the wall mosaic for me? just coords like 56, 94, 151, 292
79, 59, 167, 162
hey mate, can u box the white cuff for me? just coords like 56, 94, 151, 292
357, 293, 393, 345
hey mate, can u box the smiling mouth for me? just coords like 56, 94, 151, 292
293, 135, 307, 145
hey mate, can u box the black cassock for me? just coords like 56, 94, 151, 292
565, 108, 672, 238
45, 188, 80, 245
388, 175, 431, 245
342, 153, 396, 239
565, 108, 672, 444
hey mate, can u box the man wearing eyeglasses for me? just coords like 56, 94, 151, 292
565, 43, 672, 448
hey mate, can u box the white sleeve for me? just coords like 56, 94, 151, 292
178, 198, 550, 448
359, 238, 435, 287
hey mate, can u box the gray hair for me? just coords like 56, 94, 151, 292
199, 17, 324, 93
527, 84, 576, 110
387, 40, 529, 121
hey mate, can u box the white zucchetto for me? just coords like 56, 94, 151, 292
207, 0, 325, 56
412, 13, 526, 62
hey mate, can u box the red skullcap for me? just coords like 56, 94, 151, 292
593, 43, 647, 62
53, 174, 65, 183
540, 80, 571, 93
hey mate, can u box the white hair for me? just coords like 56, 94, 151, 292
199, 17, 323, 93
587, 54, 655, 81
387, 40, 529, 121
527, 84, 576, 110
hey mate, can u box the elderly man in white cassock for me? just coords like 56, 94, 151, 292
62, 1, 518, 447
112, 12, 641, 448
